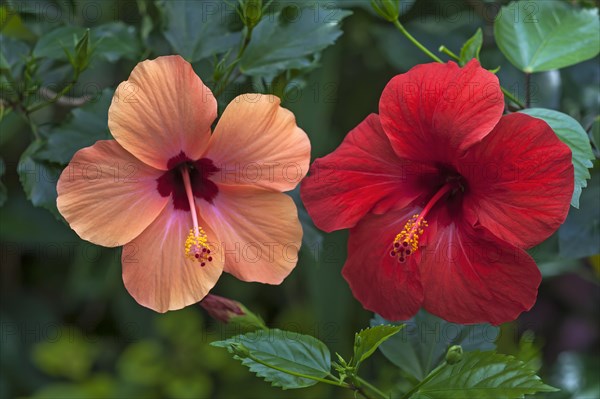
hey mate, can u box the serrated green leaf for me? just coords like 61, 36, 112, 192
520, 108, 594, 208
35, 89, 113, 164
353, 325, 403, 368
408, 351, 558, 399
239, 6, 352, 76
558, 170, 600, 258
514, 331, 542, 372
591, 117, 600, 152
372, 310, 499, 380
494, 1, 600, 72
17, 140, 62, 219
211, 329, 331, 389
459, 28, 482, 66
158, 0, 241, 63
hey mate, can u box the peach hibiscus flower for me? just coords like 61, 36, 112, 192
56, 55, 310, 312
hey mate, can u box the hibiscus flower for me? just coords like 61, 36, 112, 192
57, 55, 310, 312
300, 60, 573, 325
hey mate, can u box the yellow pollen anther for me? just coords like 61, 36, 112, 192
184, 226, 213, 266
390, 214, 428, 263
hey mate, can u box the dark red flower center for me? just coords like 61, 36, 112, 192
390, 166, 467, 263
156, 151, 220, 211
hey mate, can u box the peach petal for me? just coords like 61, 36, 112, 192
206, 94, 310, 191
122, 204, 223, 312
108, 55, 217, 170
200, 184, 302, 284
57, 140, 168, 247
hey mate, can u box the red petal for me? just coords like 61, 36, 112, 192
301, 114, 436, 232
459, 113, 574, 249
342, 208, 424, 321
420, 218, 541, 325
379, 60, 504, 164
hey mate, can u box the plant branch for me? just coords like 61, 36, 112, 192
525, 72, 531, 108
27, 80, 77, 113
399, 362, 448, 399
390, 18, 526, 109
350, 375, 390, 399
392, 19, 443, 63
38, 87, 92, 107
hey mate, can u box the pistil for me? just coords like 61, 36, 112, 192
181, 165, 213, 266
390, 183, 453, 263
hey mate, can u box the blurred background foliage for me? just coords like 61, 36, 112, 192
0, 0, 598, 398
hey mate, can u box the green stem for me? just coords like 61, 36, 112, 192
391, 18, 526, 109
214, 25, 254, 98
500, 87, 524, 108
351, 375, 390, 399
400, 362, 447, 399
438, 45, 460, 61
245, 353, 351, 389
27, 80, 76, 113
525, 72, 531, 108
392, 19, 443, 63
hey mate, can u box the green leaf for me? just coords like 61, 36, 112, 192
591, 117, 600, 153
408, 351, 558, 399
158, 0, 241, 63
0, 157, 6, 207
33, 26, 83, 60
353, 325, 403, 368
18, 140, 62, 219
36, 89, 113, 164
33, 23, 141, 63
459, 28, 483, 66
239, 6, 352, 76
91, 22, 142, 62
528, 233, 579, 277
520, 108, 594, 207
211, 329, 331, 389
32, 328, 97, 380
72, 29, 90, 74
372, 310, 499, 380
514, 331, 542, 372
0, 34, 29, 77
558, 170, 600, 258
494, 1, 600, 72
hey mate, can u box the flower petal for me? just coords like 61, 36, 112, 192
200, 184, 302, 284
342, 208, 424, 321
122, 204, 224, 313
459, 113, 574, 249
108, 55, 217, 170
206, 94, 310, 191
57, 140, 168, 247
301, 114, 437, 232
379, 60, 504, 164
420, 219, 541, 325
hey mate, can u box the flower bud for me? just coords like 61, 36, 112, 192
370, 0, 400, 22
241, 0, 263, 29
445, 345, 464, 364
200, 294, 244, 323
230, 343, 251, 358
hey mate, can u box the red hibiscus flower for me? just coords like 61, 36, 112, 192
300, 60, 574, 325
